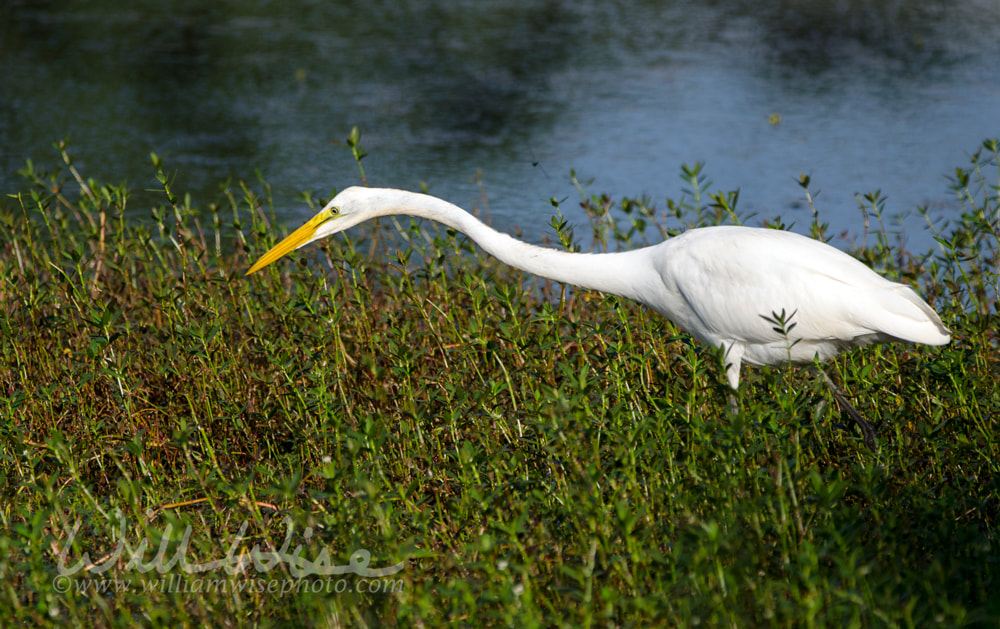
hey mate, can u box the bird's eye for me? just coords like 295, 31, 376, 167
330, 206, 340, 215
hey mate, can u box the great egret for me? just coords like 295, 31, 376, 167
247, 187, 950, 445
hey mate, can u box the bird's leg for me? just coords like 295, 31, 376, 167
819, 369, 876, 449
723, 344, 743, 416
727, 391, 738, 415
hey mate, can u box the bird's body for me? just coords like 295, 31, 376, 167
247, 187, 949, 407
628, 225, 949, 388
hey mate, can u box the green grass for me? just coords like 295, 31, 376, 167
1, 137, 998, 627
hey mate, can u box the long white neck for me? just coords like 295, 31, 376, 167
359, 189, 660, 304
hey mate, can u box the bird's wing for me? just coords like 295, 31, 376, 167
656, 227, 946, 348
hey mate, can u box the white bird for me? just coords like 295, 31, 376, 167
247, 187, 950, 445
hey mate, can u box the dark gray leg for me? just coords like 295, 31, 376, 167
819, 369, 876, 449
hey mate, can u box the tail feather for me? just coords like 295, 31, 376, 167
876, 285, 950, 345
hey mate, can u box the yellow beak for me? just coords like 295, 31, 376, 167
245, 210, 336, 276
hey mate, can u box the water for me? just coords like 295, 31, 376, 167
2, 0, 998, 250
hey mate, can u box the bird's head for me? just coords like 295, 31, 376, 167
245, 186, 377, 275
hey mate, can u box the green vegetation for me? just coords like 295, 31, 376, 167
1, 138, 998, 627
